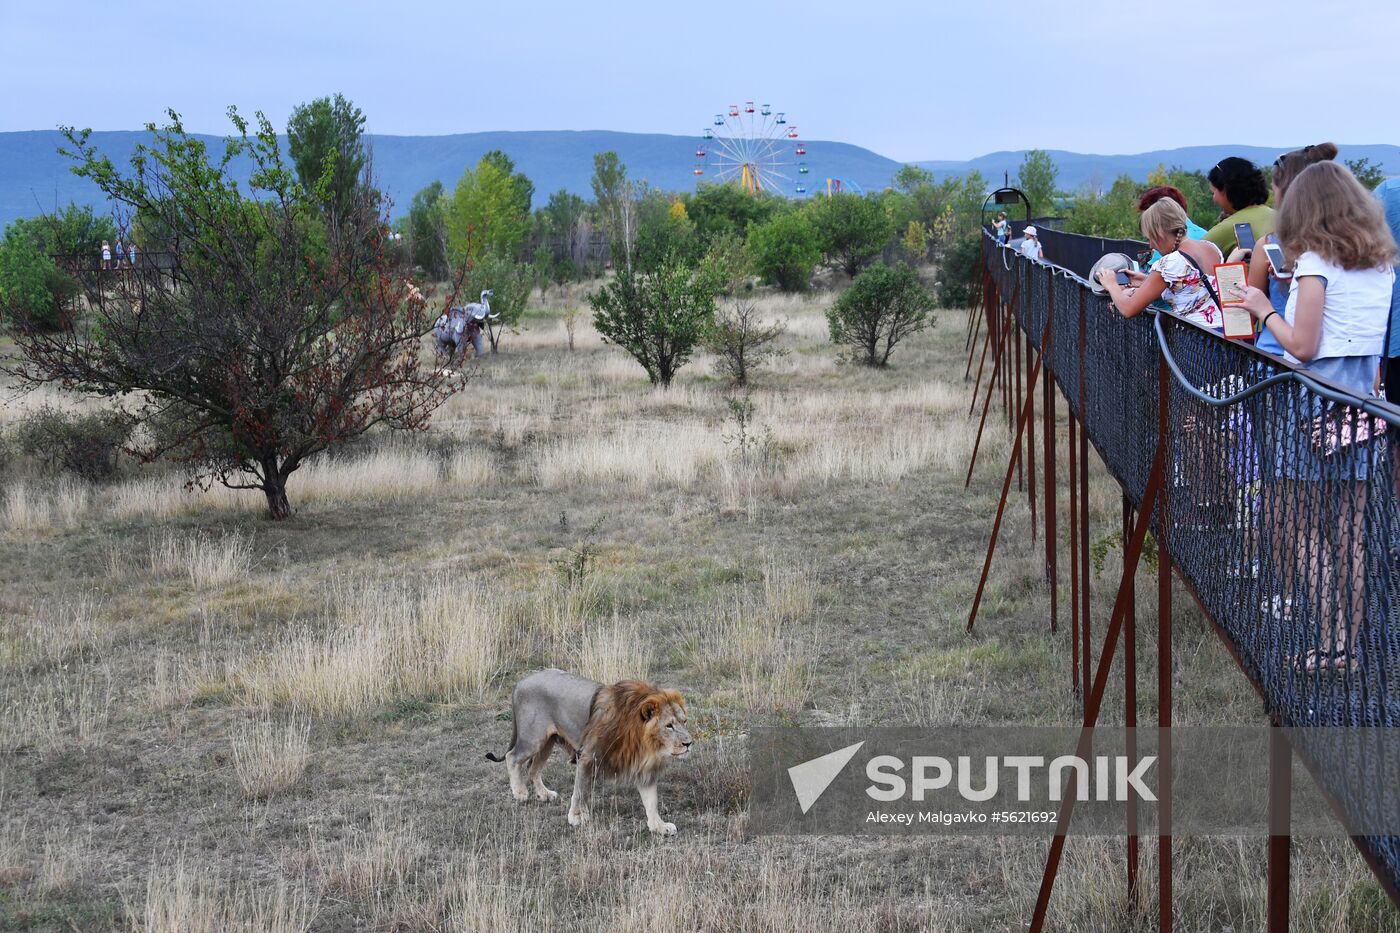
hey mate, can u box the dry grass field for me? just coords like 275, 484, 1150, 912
1, 282, 1397, 931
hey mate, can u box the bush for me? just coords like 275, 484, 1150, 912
827, 263, 935, 367
747, 212, 820, 292
806, 193, 896, 276
14, 406, 136, 480
936, 232, 984, 309
589, 252, 721, 387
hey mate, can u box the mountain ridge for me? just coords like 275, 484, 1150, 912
2, 129, 1395, 231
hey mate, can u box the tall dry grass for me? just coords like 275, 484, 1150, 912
231, 579, 508, 717
2, 480, 90, 532
0, 665, 114, 753
576, 611, 650, 684
230, 715, 311, 797
148, 529, 255, 586
129, 857, 318, 933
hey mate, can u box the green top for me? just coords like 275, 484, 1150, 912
1203, 203, 1275, 255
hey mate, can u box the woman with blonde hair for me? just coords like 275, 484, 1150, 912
1097, 197, 1224, 330
1233, 160, 1398, 671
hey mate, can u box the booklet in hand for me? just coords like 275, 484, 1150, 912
1213, 262, 1253, 340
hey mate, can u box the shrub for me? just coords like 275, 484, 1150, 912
706, 291, 786, 386
589, 252, 721, 387
805, 193, 895, 276
14, 406, 135, 480
826, 263, 935, 367
746, 212, 820, 292
936, 232, 984, 309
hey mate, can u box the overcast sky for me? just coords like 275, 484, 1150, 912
2, 0, 1393, 162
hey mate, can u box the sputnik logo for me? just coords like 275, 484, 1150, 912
787, 742, 865, 814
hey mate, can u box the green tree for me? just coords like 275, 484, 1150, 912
591, 150, 633, 260
1345, 157, 1386, 190
464, 251, 530, 353
480, 149, 535, 217
1065, 174, 1142, 238
1015, 149, 1060, 217
0, 213, 94, 330
406, 180, 448, 279
683, 183, 777, 244
746, 211, 820, 291
827, 263, 935, 367
892, 164, 935, 194
6, 111, 450, 520
446, 155, 531, 265
589, 252, 721, 387
806, 193, 895, 276
286, 93, 368, 220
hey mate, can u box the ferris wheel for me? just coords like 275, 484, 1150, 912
691, 102, 810, 195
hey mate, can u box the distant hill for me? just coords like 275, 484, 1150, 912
915, 144, 1400, 191
1, 130, 1395, 232
0, 129, 903, 231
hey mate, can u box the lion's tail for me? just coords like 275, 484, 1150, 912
485, 716, 517, 762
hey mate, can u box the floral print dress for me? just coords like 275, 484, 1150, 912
1155, 251, 1220, 330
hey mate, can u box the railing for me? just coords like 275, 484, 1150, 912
972, 230, 1400, 928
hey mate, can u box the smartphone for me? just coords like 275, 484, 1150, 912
1114, 270, 1131, 286
1235, 222, 1256, 250
1262, 243, 1290, 278
1129, 260, 1141, 273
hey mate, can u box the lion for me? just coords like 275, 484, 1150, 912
485, 669, 692, 835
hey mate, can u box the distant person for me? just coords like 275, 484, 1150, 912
1246, 143, 1338, 357
993, 211, 1009, 245
1096, 198, 1224, 331
1020, 225, 1043, 260
1230, 161, 1397, 673
1203, 157, 1273, 255
129, 242, 138, 267
113, 238, 124, 268
101, 240, 112, 270
1137, 186, 1209, 267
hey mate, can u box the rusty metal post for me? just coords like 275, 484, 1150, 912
1078, 289, 1091, 701
1124, 495, 1139, 905
1268, 724, 1292, 932
966, 298, 1055, 633
1028, 439, 1166, 933
968, 283, 1000, 418
1015, 309, 1025, 487
1044, 283, 1057, 634
1158, 351, 1174, 932
1027, 326, 1038, 541
1069, 411, 1080, 695
966, 292, 1019, 487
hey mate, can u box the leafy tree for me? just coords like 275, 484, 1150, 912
827, 263, 935, 366
446, 154, 531, 265
535, 188, 589, 276
937, 233, 984, 309
480, 149, 535, 217
589, 251, 721, 387
893, 164, 936, 194
1065, 174, 1142, 238
591, 151, 634, 260
633, 187, 699, 272
0, 213, 94, 330
463, 251, 530, 353
4, 111, 453, 520
746, 211, 820, 291
1015, 149, 1060, 217
1345, 157, 1386, 190
683, 183, 777, 244
406, 180, 448, 279
806, 192, 895, 276
286, 93, 368, 220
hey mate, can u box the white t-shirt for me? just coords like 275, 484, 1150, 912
1020, 238, 1042, 260
1283, 251, 1395, 363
